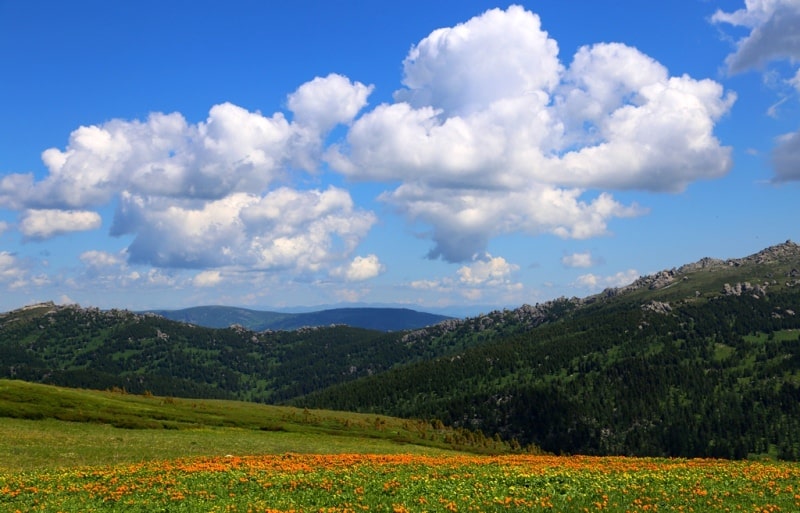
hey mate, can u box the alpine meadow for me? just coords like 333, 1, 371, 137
2, 1, 800, 512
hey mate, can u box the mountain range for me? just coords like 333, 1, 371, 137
1, 240, 799, 460
143, 306, 452, 332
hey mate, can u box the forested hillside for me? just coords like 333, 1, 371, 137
0, 304, 475, 403
0, 297, 583, 403
294, 241, 800, 460
2, 241, 799, 460
296, 290, 800, 459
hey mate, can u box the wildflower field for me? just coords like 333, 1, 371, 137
2, 453, 799, 512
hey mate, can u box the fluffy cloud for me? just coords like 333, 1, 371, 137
0, 221, 8, 236
0, 74, 368, 212
287, 74, 373, 171
410, 254, 522, 301
457, 254, 519, 286
0, 252, 26, 287
329, 6, 733, 261
79, 250, 124, 268
19, 209, 101, 240
394, 5, 561, 117
331, 254, 384, 281
193, 270, 222, 287
712, 0, 800, 73
111, 187, 375, 272
574, 269, 639, 290
2, 75, 377, 277
0, 6, 740, 287
383, 186, 643, 261
562, 251, 596, 268
288, 74, 373, 132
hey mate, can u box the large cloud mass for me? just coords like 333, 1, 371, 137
111, 187, 376, 272
329, 5, 734, 261
1, 74, 377, 275
4, 74, 368, 211
2, 6, 737, 279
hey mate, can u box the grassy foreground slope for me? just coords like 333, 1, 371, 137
0, 379, 521, 471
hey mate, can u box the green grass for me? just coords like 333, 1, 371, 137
0, 418, 458, 472
0, 379, 513, 471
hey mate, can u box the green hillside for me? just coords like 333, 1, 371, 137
0, 379, 520, 471
2, 241, 799, 460
294, 241, 800, 460
0, 308, 437, 402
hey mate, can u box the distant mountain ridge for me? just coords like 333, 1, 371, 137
144, 306, 452, 332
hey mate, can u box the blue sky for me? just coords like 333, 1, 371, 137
1, 0, 798, 315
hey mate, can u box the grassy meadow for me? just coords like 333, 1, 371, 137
3, 453, 800, 512
1, 380, 800, 512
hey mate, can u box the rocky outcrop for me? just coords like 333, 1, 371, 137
615, 269, 676, 293
722, 282, 768, 298
677, 257, 725, 273
642, 301, 672, 314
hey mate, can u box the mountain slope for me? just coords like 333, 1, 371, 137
293, 241, 800, 460
0, 379, 519, 462
0, 305, 467, 403
147, 305, 452, 331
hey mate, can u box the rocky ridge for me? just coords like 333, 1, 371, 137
609, 240, 800, 295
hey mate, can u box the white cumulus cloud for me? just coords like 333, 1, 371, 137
395, 5, 561, 117
1, 75, 378, 276
574, 269, 640, 290
331, 254, 384, 281
0, 6, 742, 286
111, 187, 375, 273
457, 254, 519, 286
408, 254, 523, 302
193, 270, 223, 287
329, 5, 733, 262
0, 74, 370, 212
562, 251, 595, 268
79, 250, 125, 268
0, 252, 25, 284
19, 209, 101, 240
288, 73, 373, 132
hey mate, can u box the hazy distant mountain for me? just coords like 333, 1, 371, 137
145, 305, 452, 332
268, 302, 495, 319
